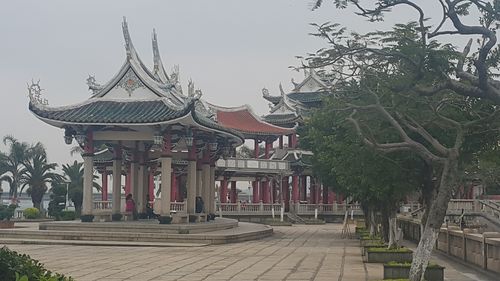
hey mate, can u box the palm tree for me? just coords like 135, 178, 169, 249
0, 135, 44, 199
20, 152, 62, 210
62, 161, 100, 216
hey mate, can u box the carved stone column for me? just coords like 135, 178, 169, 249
209, 161, 216, 214
112, 145, 122, 217
186, 141, 197, 214
202, 148, 210, 214
160, 133, 172, 216
81, 131, 94, 219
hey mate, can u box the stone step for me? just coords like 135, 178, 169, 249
0, 238, 209, 247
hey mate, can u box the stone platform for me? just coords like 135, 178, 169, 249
0, 218, 272, 246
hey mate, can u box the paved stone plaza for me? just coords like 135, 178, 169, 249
2, 224, 496, 281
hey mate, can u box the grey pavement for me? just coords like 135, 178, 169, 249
2, 224, 497, 281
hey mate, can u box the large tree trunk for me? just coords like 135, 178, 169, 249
420, 161, 437, 228
410, 156, 458, 281
369, 208, 377, 236
380, 206, 390, 243
388, 208, 401, 249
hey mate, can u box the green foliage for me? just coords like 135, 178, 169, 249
111, 213, 122, 221
59, 211, 76, 221
23, 208, 40, 219
80, 215, 94, 222
62, 161, 100, 216
368, 247, 412, 253
158, 216, 172, 224
48, 183, 67, 219
0, 246, 73, 281
0, 204, 17, 221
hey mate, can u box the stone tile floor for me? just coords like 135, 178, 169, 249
2, 224, 497, 280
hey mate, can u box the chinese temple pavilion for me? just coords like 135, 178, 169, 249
28, 19, 340, 223
28, 19, 244, 222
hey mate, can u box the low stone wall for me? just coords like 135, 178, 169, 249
398, 217, 500, 273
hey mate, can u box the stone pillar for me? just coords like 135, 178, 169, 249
126, 163, 132, 195
310, 179, 316, 204
186, 141, 197, 214
160, 133, 172, 216
202, 148, 210, 214
101, 170, 108, 201
130, 161, 139, 204
220, 178, 228, 203
291, 175, 299, 203
137, 152, 146, 214
279, 136, 283, 149
282, 176, 290, 211
81, 130, 94, 218
230, 181, 237, 203
148, 165, 156, 202
301, 175, 307, 201
196, 159, 202, 197
209, 162, 216, 214
112, 146, 122, 217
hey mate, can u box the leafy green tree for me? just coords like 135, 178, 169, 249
62, 161, 100, 216
20, 152, 61, 211
47, 183, 67, 219
308, 2, 500, 279
0, 136, 45, 199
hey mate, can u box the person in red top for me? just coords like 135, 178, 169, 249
125, 194, 137, 220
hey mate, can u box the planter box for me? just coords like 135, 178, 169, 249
360, 239, 383, 247
362, 244, 387, 256
383, 264, 444, 281
0, 221, 15, 229
365, 249, 413, 263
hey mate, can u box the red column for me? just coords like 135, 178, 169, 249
292, 175, 299, 203
282, 176, 290, 211
170, 171, 177, 202
264, 141, 272, 159
254, 139, 260, 158
323, 185, 329, 204
101, 171, 108, 201
300, 176, 307, 201
220, 179, 228, 203
230, 181, 237, 203
252, 181, 260, 203
262, 180, 270, 203
279, 136, 283, 149
337, 193, 344, 204
310, 180, 316, 204
272, 181, 278, 203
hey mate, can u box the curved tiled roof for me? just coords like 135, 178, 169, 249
263, 113, 302, 126
29, 99, 190, 124
215, 106, 294, 137
287, 91, 328, 104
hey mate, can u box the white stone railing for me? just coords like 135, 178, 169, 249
447, 199, 477, 211
216, 157, 290, 173
153, 199, 187, 214
217, 202, 282, 214
294, 203, 361, 214
94, 200, 112, 210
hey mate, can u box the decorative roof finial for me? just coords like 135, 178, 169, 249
27, 79, 48, 105
152, 28, 160, 73
279, 83, 286, 96
262, 87, 270, 97
122, 17, 133, 59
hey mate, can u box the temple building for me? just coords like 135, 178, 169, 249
27, 19, 341, 223
28, 19, 244, 222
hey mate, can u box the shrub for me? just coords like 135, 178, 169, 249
111, 213, 122, 221
23, 208, 41, 219
158, 216, 172, 224
60, 211, 76, 221
0, 204, 17, 221
80, 215, 94, 222
0, 246, 73, 281
368, 247, 412, 253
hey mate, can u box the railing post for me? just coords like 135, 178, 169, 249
259, 201, 264, 212
237, 201, 241, 212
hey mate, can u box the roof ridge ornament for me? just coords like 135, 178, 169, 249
262, 87, 270, 97
187, 79, 202, 99
27, 79, 48, 105
86, 75, 102, 94
152, 28, 170, 83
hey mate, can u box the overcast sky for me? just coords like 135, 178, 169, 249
0, 0, 475, 172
